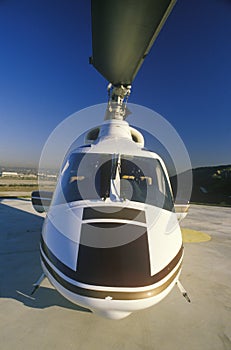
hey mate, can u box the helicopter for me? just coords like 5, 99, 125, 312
31, 0, 191, 320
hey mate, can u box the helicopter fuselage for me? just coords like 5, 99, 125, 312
40, 119, 183, 319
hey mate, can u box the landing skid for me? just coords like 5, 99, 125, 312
31, 273, 46, 295
176, 280, 191, 303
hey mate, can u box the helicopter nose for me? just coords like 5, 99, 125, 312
93, 309, 131, 320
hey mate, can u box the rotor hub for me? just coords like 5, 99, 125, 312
105, 84, 132, 120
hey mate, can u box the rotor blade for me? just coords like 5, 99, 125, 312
91, 0, 176, 85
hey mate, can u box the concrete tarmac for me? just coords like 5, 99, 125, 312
0, 199, 230, 350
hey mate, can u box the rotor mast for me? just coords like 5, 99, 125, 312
105, 84, 131, 120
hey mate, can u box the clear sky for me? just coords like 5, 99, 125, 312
0, 0, 230, 169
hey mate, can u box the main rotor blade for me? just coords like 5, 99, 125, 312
91, 0, 176, 85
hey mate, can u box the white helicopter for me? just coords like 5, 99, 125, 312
31, 0, 190, 320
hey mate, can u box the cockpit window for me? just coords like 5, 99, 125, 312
120, 155, 174, 211
52, 153, 112, 204
52, 152, 174, 211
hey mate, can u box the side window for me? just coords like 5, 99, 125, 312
156, 164, 166, 195
156, 160, 174, 212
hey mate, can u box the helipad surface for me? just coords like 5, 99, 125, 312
0, 199, 230, 350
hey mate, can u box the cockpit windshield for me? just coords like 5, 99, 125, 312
52, 152, 174, 211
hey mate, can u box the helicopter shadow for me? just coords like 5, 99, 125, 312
0, 199, 90, 314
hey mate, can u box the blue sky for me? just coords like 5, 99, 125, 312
0, 0, 230, 169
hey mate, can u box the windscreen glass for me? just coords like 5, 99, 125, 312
120, 155, 174, 211
52, 153, 112, 204
52, 153, 174, 211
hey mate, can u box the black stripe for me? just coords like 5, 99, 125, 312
41, 237, 79, 281
41, 253, 182, 300
41, 228, 151, 287
83, 207, 146, 223
40, 235, 183, 288
41, 254, 99, 298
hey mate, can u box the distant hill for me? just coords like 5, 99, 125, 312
171, 165, 231, 206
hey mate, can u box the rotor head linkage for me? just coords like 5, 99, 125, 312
104, 83, 132, 120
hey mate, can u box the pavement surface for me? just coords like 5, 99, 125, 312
0, 199, 230, 350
